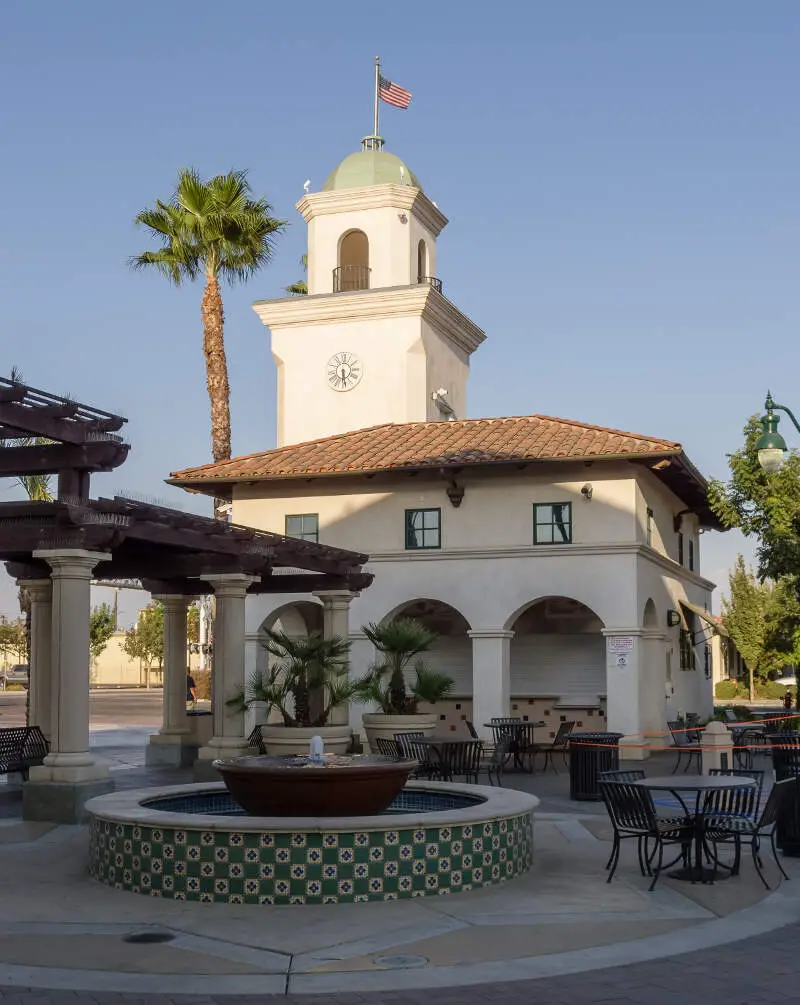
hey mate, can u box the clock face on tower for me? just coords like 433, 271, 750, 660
326, 351, 363, 392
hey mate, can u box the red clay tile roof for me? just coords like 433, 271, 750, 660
169, 414, 683, 485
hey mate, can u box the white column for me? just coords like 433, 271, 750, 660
603, 628, 649, 761
313, 590, 357, 727
147, 595, 194, 765
30, 549, 109, 781
198, 575, 256, 761
17, 579, 52, 740
468, 630, 513, 741
348, 630, 373, 737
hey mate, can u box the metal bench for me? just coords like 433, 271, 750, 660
0, 727, 49, 779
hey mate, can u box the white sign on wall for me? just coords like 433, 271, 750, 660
608, 636, 634, 654
615, 655, 628, 667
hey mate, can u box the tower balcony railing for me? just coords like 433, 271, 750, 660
418, 275, 443, 294
333, 265, 371, 293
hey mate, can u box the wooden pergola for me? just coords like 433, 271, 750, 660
0, 375, 371, 591
0, 376, 372, 822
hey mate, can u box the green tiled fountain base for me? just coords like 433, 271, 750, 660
88, 814, 533, 904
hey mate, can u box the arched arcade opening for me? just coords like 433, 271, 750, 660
508, 596, 607, 730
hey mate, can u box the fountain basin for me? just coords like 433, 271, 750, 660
86, 781, 537, 905
213, 754, 417, 817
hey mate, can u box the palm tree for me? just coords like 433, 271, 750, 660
285, 254, 308, 296
357, 618, 454, 714
131, 168, 286, 517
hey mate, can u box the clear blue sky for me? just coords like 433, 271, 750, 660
1, 0, 797, 623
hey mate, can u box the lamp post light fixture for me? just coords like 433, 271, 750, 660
755, 392, 799, 473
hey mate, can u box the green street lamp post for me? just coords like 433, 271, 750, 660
755, 392, 800, 472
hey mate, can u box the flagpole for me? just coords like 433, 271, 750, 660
373, 56, 380, 138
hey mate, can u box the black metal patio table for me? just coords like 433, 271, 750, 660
483, 721, 545, 772
418, 736, 479, 781
636, 775, 756, 884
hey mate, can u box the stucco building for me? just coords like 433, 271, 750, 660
172, 134, 724, 756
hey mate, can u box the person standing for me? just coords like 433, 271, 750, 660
186, 668, 197, 707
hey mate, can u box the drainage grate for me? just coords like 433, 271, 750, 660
123, 931, 176, 945
372, 954, 428, 969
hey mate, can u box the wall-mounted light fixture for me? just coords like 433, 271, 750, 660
580, 483, 593, 501
666, 609, 681, 628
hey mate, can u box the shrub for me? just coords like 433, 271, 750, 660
714, 679, 739, 700
731, 704, 751, 720
192, 669, 211, 701
758, 680, 789, 700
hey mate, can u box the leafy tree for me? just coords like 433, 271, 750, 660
187, 601, 200, 646
0, 617, 27, 664
131, 169, 286, 517
89, 603, 116, 664
123, 602, 164, 686
285, 253, 308, 296
721, 557, 785, 701
709, 416, 800, 584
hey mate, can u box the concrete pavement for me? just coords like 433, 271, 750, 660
0, 728, 797, 1002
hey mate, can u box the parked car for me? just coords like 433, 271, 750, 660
1, 665, 29, 689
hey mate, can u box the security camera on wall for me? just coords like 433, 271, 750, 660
580, 483, 593, 501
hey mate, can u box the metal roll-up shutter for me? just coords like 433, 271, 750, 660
510, 634, 605, 701
421, 638, 472, 694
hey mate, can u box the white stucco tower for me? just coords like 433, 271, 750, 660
253, 136, 486, 446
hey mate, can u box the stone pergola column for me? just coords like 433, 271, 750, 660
17, 579, 52, 740
468, 630, 514, 741
313, 590, 358, 726
197, 574, 257, 770
24, 549, 113, 823
146, 595, 195, 767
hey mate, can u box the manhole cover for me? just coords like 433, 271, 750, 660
123, 932, 176, 945
372, 954, 428, 969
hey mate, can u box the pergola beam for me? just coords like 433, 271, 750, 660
0, 441, 129, 476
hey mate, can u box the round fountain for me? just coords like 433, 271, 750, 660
86, 737, 537, 906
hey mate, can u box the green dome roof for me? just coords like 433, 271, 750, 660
323, 148, 422, 192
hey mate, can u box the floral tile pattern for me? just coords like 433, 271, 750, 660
88, 813, 533, 904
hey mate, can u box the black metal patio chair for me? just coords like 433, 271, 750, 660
599, 780, 692, 890
668, 720, 702, 774
394, 732, 439, 779
438, 739, 484, 784
598, 769, 646, 783
704, 776, 795, 889
374, 737, 401, 758
483, 734, 513, 787
465, 720, 480, 739
536, 720, 575, 774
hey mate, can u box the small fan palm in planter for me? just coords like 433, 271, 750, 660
231, 630, 356, 755
355, 618, 455, 751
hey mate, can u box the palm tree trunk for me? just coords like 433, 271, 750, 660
201, 268, 232, 519
17, 587, 31, 726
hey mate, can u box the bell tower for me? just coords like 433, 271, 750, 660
253, 136, 485, 447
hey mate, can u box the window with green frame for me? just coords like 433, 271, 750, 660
679, 628, 695, 670
285, 513, 319, 543
533, 502, 572, 544
405, 508, 441, 550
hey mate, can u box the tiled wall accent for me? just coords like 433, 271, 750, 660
88, 813, 534, 904
418, 697, 607, 736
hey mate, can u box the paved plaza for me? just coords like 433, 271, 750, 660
0, 712, 797, 1003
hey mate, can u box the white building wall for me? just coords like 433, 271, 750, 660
237, 461, 714, 752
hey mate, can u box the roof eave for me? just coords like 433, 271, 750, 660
167, 449, 688, 498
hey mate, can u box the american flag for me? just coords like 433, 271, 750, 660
379, 75, 412, 109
